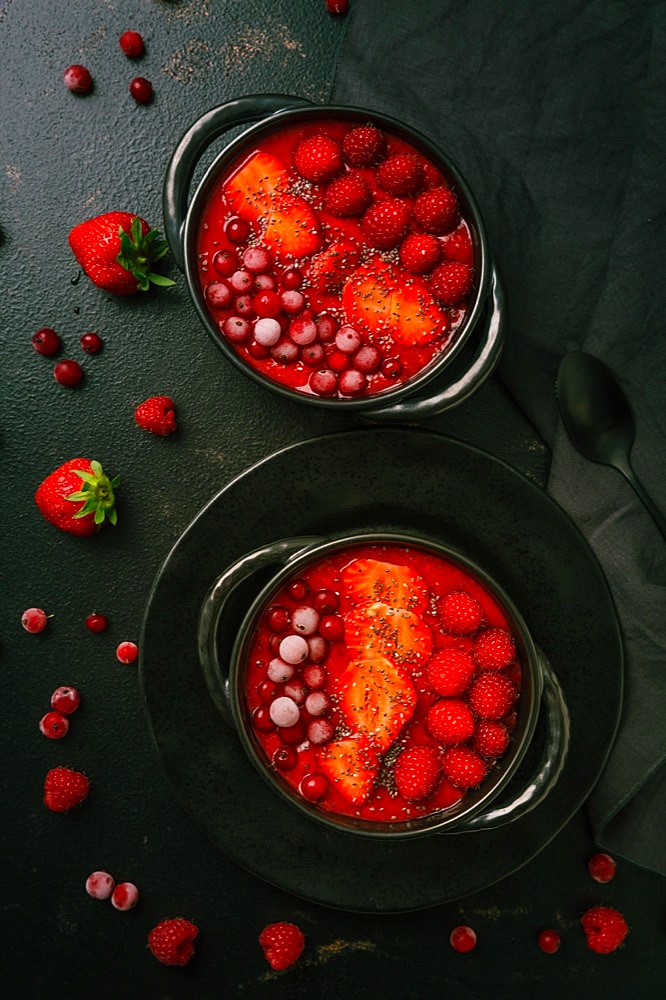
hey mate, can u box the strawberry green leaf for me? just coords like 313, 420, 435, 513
65, 461, 119, 529
116, 218, 176, 292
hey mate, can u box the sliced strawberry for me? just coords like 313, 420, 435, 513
317, 736, 380, 805
342, 256, 449, 346
344, 602, 433, 669
334, 654, 417, 750
342, 557, 429, 613
305, 236, 362, 293
263, 193, 322, 261
224, 150, 289, 220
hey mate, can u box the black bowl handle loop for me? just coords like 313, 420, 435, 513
364, 262, 506, 421
163, 94, 314, 271
452, 648, 570, 833
198, 536, 324, 726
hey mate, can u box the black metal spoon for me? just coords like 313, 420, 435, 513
557, 351, 666, 541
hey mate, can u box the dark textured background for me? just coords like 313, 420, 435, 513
1, 1, 663, 997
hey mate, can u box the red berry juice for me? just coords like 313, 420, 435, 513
243, 543, 521, 825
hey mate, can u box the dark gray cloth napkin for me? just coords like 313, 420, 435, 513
331, 0, 666, 875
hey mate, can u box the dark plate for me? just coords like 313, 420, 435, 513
140, 428, 623, 912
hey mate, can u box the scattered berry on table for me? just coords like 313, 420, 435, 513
468, 672, 517, 720
110, 882, 139, 911
35, 458, 120, 536
85, 871, 115, 899
32, 327, 61, 355
587, 852, 617, 883
86, 612, 108, 633
473, 627, 516, 670
53, 359, 83, 387
43, 766, 90, 812
51, 686, 81, 714
134, 395, 177, 435
119, 30, 145, 58
326, 0, 350, 14
394, 745, 441, 801
258, 921, 306, 970
580, 905, 628, 954
129, 76, 153, 104
342, 124, 384, 166
414, 186, 460, 234
440, 591, 483, 634
116, 641, 138, 664
39, 711, 69, 739
21, 607, 48, 633
450, 925, 477, 953
538, 929, 561, 954
148, 917, 199, 966
63, 64, 93, 94
68, 212, 174, 294
430, 261, 474, 305
80, 331, 103, 354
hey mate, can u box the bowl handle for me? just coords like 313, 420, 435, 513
163, 93, 314, 270
363, 261, 506, 421
198, 536, 324, 725
449, 648, 570, 832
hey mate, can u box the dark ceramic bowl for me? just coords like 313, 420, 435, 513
198, 531, 569, 840
163, 94, 506, 420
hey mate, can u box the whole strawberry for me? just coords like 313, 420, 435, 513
134, 395, 177, 435
35, 458, 120, 536
68, 212, 175, 294
258, 921, 305, 971
148, 917, 199, 966
580, 906, 629, 954
43, 766, 90, 812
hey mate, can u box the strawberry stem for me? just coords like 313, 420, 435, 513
66, 460, 119, 527
116, 217, 175, 292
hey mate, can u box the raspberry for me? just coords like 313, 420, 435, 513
440, 226, 473, 265
323, 172, 371, 217
294, 135, 342, 183
473, 628, 516, 670
394, 745, 441, 801
469, 672, 517, 720
441, 746, 486, 789
580, 906, 628, 954
430, 261, 474, 305
426, 648, 476, 696
538, 929, 561, 954
148, 917, 199, 966
43, 766, 90, 812
440, 591, 483, 635
587, 853, 617, 884
134, 395, 177, 435
414, 186, 460, 234
426, 699, 475, 744
361, 198, 411, 250
399, 233, 441, 274
377, 153, 424, 196
342, 124, 385, 166
258, 921, 305, 970
473, 720, 510, 757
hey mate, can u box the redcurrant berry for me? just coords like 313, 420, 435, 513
32, 328, 61, 356
119, 30, 145, 58
129, 76, 153, 104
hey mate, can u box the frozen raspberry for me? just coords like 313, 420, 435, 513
426, 699, 475, 744
43, 766, 90, 812
580, 906, 628, 954
587, 853, 617, 883
134, 395, 177, 436
469, 672, 517, 720
440, 591, 483, 635
361, 198, 411, 250
394, 745, 441, 802
538, 929, 561, 954
294, 134, 342, 183
473, 628, 516, 670
399, 233, 441, 273
473, 720, 510, 757
450, 925, 477, 953
426, 648, 476, 696
430, 261, 474, 305
414, 186, 460, 234
324, 172, 371, 216
85, 871, 115, 900
148, 917, 199, 966
441, 746, 486, 789
342, 124, 385, 166
258, 921, 305, 970
377, 153, 424, 196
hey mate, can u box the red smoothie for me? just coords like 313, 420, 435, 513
196, 117, 478, 401
243, 543, 521, 825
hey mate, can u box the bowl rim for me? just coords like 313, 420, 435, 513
182, 102, 492, 410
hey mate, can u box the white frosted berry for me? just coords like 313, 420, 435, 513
307, 635, 330, 663
267, 657, 294, 683
253, 317, 281, 346
279, 634, 309, 664
85, 871, 115, 900
269, 696, 300, 728
305, 690, 331, 716
291, 605, 320, 636
335, 325, 362, 353
283, 680, 307, 704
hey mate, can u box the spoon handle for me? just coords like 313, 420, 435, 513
617, 462, 666, 542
